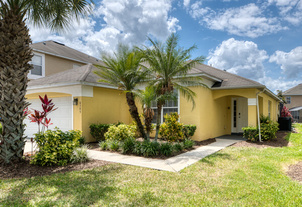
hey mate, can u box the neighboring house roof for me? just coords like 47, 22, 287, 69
290, 106, 302, 111
30, 41, 100, 65
283, 84, 302, 95
28, 64, 114, 89
188, 63, 265, 89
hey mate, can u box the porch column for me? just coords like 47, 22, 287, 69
248, 98, 257, 126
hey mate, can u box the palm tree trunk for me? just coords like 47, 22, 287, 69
154, 103, 163, 142
126, 92, 147, 140
0, 7, 32, 163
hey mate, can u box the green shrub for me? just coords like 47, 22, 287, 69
104, 124, 136, 141
99, 141, 109, 150
261, 121, 279, 141
78, 136, 85, 146
173, 142, 183, 152
260, 114, 271, 124
90, 124, 111, 142
70, 145, 89, 163
183, 125, 197, 139
183, 139, 195, 149
133, 141, 142, 155
159, 112, 184, 142
120, 137, 136, 154
31, 129, 81, 166
141, 141, 160, 157
107, 139, 120, 151
160, 142, 173, 156
242, 126, 258, 142
0, 123, 2, 134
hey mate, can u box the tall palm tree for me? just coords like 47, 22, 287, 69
139, 33, 208, 141
94, 44, 148, 140
0, 0, 93, 164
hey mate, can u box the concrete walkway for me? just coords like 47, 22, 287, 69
88, 138, 241, 172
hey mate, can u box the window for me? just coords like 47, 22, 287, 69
151, 90, 179, 123
28, 53, 45, 79
291, 111, 299, 122
31, 55, 43, 75
268, 101, 271, 118
286, 96, 291, 104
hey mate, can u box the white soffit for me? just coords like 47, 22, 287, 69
27, 85, 93, 97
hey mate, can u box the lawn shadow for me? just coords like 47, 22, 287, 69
1, 165, 126, 206
200, 152, 232, 166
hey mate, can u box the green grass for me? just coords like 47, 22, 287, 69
1, 124, 302, 206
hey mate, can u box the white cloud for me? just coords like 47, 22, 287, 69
269, 47, 302, 79
28, 0, 180, 57
268, 0, 302, 25
183, 0, 191, 7
258, 77, 301, 93
190, 3, 286, 38
208, 38, 268, 79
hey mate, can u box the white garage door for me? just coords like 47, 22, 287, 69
24, 96, 73, 138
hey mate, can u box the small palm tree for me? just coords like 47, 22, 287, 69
94, 44, 148, 140
0, 0, 93, 164
134, 86, 176, 140
139, 33, 208, 141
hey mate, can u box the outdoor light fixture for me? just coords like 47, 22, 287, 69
73, 98, 78, 105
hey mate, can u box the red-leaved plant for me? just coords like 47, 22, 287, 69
28, 95, 58, 133
281, 106, 293, 119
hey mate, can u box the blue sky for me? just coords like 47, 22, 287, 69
28, 0, 302, 93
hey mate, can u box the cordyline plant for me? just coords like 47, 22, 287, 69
281, 106, 293, 119
28, 95, 57, 133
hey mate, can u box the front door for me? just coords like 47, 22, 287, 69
231, 98, 248, 133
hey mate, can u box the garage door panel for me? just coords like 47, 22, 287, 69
24, 96, 73, 138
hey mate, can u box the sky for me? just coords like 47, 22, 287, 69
28, 0, 302, 93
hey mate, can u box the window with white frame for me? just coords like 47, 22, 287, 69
286, 96, 291, 104
291, 111, 299, 121
28, 53, 45, 79
151, 90, 179, 123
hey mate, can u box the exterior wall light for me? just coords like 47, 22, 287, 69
73, 98, 78, 105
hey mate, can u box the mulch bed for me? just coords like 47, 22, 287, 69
232, 131, 290, 148
0, 157, 110, 179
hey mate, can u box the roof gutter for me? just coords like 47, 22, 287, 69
28, 81, 118, 90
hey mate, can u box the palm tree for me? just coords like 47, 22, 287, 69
94, 44, 148, 140
139, 33, 208, 141
0, 0, 93, 164
134, 86, 176, 140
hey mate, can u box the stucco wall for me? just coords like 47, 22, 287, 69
79, 87, 131, 142
45, 54, 85, 76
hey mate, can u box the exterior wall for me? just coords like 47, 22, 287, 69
258, 92, 279, 122
26, 92, 71, 100
44, 54, 85, 76
284, 95, 302, 109
79, 87, 131, 142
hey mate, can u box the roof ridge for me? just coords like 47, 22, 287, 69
199, 63, 264, 87
78, 64, 93, 82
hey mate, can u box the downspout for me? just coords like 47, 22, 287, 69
256, 89, 265, 142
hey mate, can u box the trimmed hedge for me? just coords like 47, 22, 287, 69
90, 124, 111, 142
31, 129, 82, 166
183, 125, 197, 139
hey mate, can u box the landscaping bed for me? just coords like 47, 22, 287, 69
88, 138, 216, 159
0, 156, 110, 179
232, 131, 290, 148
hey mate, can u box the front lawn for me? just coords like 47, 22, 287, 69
1, 124, 302, 206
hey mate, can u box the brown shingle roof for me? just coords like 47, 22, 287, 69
283, 84, 302, 95
30, 41, 100, 64
28, 64, 111, 88
189, 63, 265, 89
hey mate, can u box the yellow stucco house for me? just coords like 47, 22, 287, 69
25, 41, 281, 142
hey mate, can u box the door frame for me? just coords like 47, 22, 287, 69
231, 97, 248, 133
